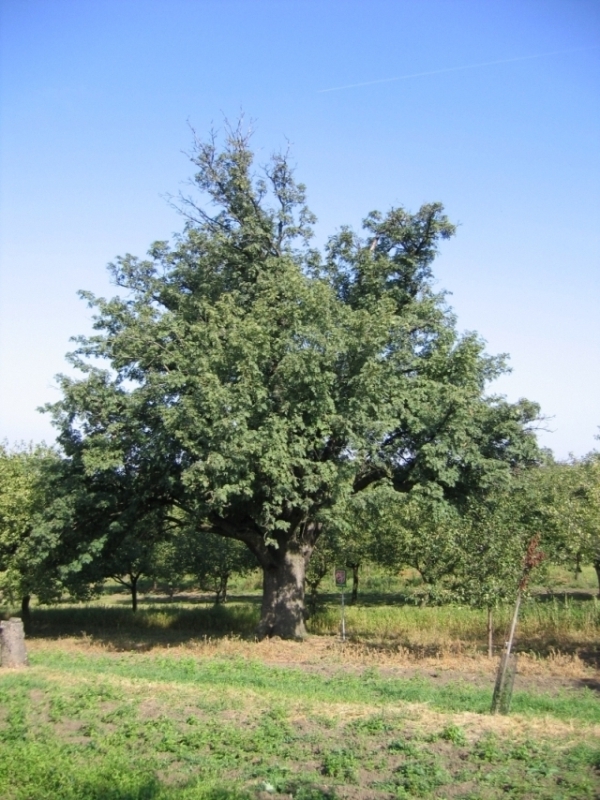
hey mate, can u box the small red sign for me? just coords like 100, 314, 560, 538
334, 568, 347, 587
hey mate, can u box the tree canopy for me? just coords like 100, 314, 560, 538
46, 124, 541, 638
0, 443, 66, 616
529, 452, 600, 593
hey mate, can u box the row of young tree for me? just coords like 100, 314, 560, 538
0, 442, 256, 614
2, 436, 599, 627
306, 454, 600, 629
1, 124, 598, 638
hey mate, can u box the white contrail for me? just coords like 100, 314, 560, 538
318, 46, 597, 93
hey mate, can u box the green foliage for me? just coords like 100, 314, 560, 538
0, 442, 66, 606
439, 723, 467, 745
178, 528, 257, 603
529, 453, 600, 588
394, 757, 451, 797
449, 479, 547, 610
365, 488, 464, 594
321, 748, 357, 781
333, 464, 556, 616
44, 122, 541, 635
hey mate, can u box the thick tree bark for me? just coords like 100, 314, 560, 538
256, 542, 312, 640
210, 515, 320, 640
594, 560, 600, 599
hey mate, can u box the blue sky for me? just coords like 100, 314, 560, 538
1, 0, 599, 459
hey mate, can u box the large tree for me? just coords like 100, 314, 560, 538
47, 124, 540, 638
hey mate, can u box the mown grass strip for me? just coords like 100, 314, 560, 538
29, 649, 600, 724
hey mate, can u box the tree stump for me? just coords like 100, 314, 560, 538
0, 617, 29, 667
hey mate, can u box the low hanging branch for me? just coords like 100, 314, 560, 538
491, 534, 545, 714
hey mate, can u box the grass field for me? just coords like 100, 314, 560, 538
1, 567, 599, 799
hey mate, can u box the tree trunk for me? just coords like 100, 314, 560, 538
574, 552, 582, 582
21, 596, 31, 635
131, 575, 138, 612
256, 542, 311, 640
212, 517, 320, 640
350, 562, 360, 605
215, 574, 229, 604
0, 618, 29, 667
594, 560, 600, 599
487, 606, 493, 659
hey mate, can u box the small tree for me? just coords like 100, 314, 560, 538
151, 537, 188, 597
364, 487, 464, 604
33, 430, 182, 612
183, 528, 257, 604
97, 509, 174, 611
533, 452, 600, 594
0, 443, 64, 620
451, 481, 544, 656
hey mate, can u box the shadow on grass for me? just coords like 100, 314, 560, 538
26, 603, 261, 649
78, 782, 249, 800
533, 590, 598, 603
310, 590, 425, 607
18, 593, 600, 663
577, 649, 600, 671
317, 629, 600, 661
75, 777, 163, 800
580, 677, 600, 693
106, 592, 263, 610
54, 775, 250, 800
141, 592, 262, 606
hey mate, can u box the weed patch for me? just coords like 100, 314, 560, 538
1, 585, 598, 798
0, 647, 598, 799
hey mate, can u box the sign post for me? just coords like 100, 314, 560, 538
334, 568, 347, 642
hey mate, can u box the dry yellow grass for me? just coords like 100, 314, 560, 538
27, 630, 596, 681
28, 644, 600, 749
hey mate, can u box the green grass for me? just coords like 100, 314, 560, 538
1, 566, 598, 797
1, 650, 599, 799
31, 649, 600, 724
309, 595, 600, 652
